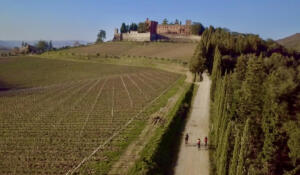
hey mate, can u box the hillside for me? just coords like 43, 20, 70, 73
0, 56, 183, 175
57, 42, 197, 61
0, 40, 90, 49
277, 33, 300, 52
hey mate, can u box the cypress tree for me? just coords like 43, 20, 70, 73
236, 119, 250, 175
211, 77, 223, 146
228, 128, 241, 175
236, 55, 266, 172
214, 76, 226, 144
211, 46, 222, 101
120, 23, 127, 33
237, 55, 265, 123
216, 74, 229, 159
217, 122, 233, 175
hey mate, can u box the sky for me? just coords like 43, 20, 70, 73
0, 0, 299, 41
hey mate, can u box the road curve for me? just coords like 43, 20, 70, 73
173, 73, 211, 175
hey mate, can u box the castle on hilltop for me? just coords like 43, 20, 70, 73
114, 18, 201, 42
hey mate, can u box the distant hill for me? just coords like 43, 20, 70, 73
277, 33, 300, 52
0, 40, 91, 49
0, 46, 10, 54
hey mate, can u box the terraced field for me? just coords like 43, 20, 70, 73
0, 57, 181, 174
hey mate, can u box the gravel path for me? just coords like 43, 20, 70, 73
173, 73, 211, 175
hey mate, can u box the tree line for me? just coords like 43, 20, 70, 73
190, 27, 300, 175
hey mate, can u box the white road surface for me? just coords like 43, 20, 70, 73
174, 73, 211, 175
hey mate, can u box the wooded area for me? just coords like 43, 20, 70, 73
190, 27, 300, 175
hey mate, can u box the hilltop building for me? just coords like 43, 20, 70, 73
157, 20, 192, 35
114, 18, 201, 42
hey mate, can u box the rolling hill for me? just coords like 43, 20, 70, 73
277, 33, 300, 52
56, 41, 197, 61
0, 40, 90, 49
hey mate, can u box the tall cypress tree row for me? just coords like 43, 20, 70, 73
236, 119, 250, 175
214, 76, 226, 146
237, 56, 266, 172
192, 27, 300, 175
217, 122, 233, 175
228, 128, 241, 175
216, 74, 230, 161
211, 46, 222, 101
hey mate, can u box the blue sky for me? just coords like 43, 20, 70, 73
0, 0, 299, 41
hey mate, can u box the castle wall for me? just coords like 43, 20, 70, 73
157, 34, 201, 42
156, 20, 192, 35
121, 32, 152, 42
157, 24, 191, 35
113, 19, 199, 42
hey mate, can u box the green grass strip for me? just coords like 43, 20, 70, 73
128, 81, 195, 175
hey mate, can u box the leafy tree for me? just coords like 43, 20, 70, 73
129, 23, 138, 31
234, 55, 249, 83
191, 22, 205, 35
162, 18, 168, 25
35, 40, 49, 52
261, 61, 297, 174
96, 30, 106, 43
138, 22, 147, 33
285, 119, 300, 167
190, 41, 206, 75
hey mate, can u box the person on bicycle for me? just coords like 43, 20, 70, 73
197, 138, 201, 149
205, 136, 208, 146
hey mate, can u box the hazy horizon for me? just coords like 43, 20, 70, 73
1, 0, 299, 41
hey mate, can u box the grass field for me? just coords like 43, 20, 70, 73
51, 42, 197, 61
0, 56, 182, 175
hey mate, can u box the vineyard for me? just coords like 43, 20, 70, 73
53, 42, 197, 62
0, 57, 181, 174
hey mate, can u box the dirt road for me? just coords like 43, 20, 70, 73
173, 73, 211, 175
